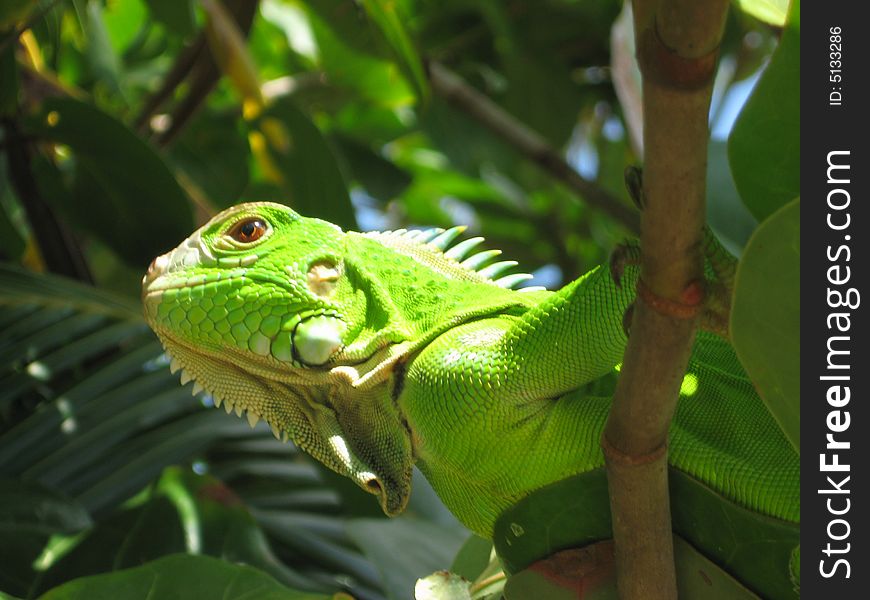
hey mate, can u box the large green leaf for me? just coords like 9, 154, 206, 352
25, 98, 194, 266
493, 466, 798, 599
501, 537, 761, 600
728, 0, 799, 221
35, 554, 335, 600
730, 198, 800, 451
306, 6, 414, 108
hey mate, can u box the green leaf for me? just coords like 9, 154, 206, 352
254, 97, 356, 230
450, 535, 492, 582
35, 554, 334, 600
81, 2, 123, 96
0, 480, 92, 596
144, 0, 196, 37
347, 517, 469, 600
728, 0, 799, 221
306, 6, 414, 108
331, 135, 412, 203
494, 466, 799, 599
26, 98, 194, 266
733, 0, 789, 26
731, 198, 800, 451
361, 0, 429, 103
102, 0, 150, 53
32, 496, 187, 595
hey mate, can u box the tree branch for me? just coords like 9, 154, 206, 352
601, 1, 729, 598
2, 118, 92, 282
428, 61, 640, 233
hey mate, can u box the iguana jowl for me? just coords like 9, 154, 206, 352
142, 202, 799, 593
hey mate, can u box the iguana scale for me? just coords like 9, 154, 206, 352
142, 202, 799, 597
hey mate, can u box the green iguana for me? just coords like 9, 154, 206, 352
142, 202, 799, 598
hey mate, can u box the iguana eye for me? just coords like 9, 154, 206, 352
228, 218, 268, 244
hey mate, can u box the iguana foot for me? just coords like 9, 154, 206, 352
614, 165, 737, 339
699, 226, 737, 339
609, 240, 642, 288
609, 240, 641, 337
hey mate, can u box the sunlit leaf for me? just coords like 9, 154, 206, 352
361, 0, 429, 103
733, 0, 789, 26
306, 6, 414, 108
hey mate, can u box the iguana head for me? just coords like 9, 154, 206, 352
142, 202, 539, 516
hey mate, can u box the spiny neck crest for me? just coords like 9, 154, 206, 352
362, 226, 545, 292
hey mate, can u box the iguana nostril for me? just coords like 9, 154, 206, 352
365, 478, 383, 495
142, 254, 169, 287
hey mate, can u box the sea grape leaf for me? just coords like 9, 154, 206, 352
731, 198, 800, 451
728, 0, 799, 221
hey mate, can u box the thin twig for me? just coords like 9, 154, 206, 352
133, 35, 207, 134
601, 0, 730, 598
428, 61, 640, 233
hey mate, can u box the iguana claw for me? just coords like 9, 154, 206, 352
609, 240, 642, 289
699, 227, 737, 339
613, 166, 738, 338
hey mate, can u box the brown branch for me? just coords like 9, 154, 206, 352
428, 61, 640, 233
133, 35, 208, 134
601, 1, 730, 598
2, 119, 92, 282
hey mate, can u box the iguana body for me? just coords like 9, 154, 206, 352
142, 202, 799, 595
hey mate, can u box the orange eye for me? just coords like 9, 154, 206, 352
229, 218, 267, 243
